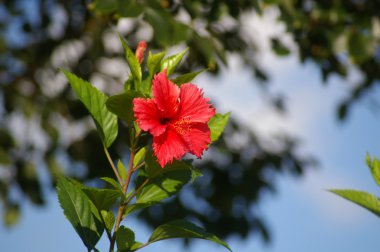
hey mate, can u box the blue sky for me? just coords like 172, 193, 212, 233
1, 7, 380, 252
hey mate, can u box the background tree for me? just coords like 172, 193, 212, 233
1, 0, 377, 243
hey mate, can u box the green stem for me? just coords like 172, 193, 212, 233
109, 130, 139, 252
104, 147, 123, 185
132, 161, 145, 172
122, 178, 150, 207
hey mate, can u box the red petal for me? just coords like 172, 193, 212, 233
153, 128, 188, 167
133, 98, 167, 136
178, 83, 215, 123
181, 122, 211, 158
152, 71, 180, 118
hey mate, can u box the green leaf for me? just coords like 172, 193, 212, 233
136, 172, 190, 204
330, 189, 380, 218
172, 69, 207, 85
142, 51, 166, 95
82, 187, 121, 210
125, 202, 155, 215
118, 160, 127, 182
133, 147, 147, 167
190, 167, 203, 182
119, 36, 142, 88
100, 210, 115, 233
131, 242, 143, 250
106, 91, 143, 124
148, 220, 232, 252
124, 76, 134, 91
100, 177, 128, 202
160, 48, 188, 76
366, 154, 380, 187
101, 177, 122, 190
56, 176, 104, 250
208, 112, 230, 142
116, 226, 135, 251
136, 155, 193, 204
61, 70, 118, 148
148, 51, 166, 77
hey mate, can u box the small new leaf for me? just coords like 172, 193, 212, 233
117, 160, 127, 181
208, 112, 230, 142
366, 154, 380, 187
148, 220, 232, 251
172, 69, 207, 85
119, 36, 142, 88
100, 177, 128, 202
330, 189, 380, 218
134, 147, 147, 168
148, 51, 166, 77
160, 48, 188, 76
61, 70, 118, 148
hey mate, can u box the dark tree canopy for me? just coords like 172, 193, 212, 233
0, 0, 377, 243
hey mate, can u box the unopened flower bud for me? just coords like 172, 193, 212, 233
135, 41, 147, 64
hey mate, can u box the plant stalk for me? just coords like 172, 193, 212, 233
104, 147, 123, 185
109, 131, 138, 252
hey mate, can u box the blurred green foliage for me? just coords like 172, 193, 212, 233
1, 0, 378, 244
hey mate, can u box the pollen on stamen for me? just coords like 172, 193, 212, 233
173, 119, 191, 134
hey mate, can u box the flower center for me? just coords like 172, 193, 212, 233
160, 117, 171, 125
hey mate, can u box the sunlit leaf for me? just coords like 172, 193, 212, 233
160, 48, 188, 76
147, 220, 232, 251
134, 147, 147, 167
148, 51, 166, 77
56, 176, 104, 250
62, 70, 118, 148
330, 189, 380, 218
208, 112, 230, 142
172, 69, 207, 85
119, 36, 142, 88
100, 210, 115, 233
118, 160, 127, 181
135, 155, 193, 204
366, 154, 380, 188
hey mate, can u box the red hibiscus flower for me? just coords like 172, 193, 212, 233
133, 70, 215, 167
